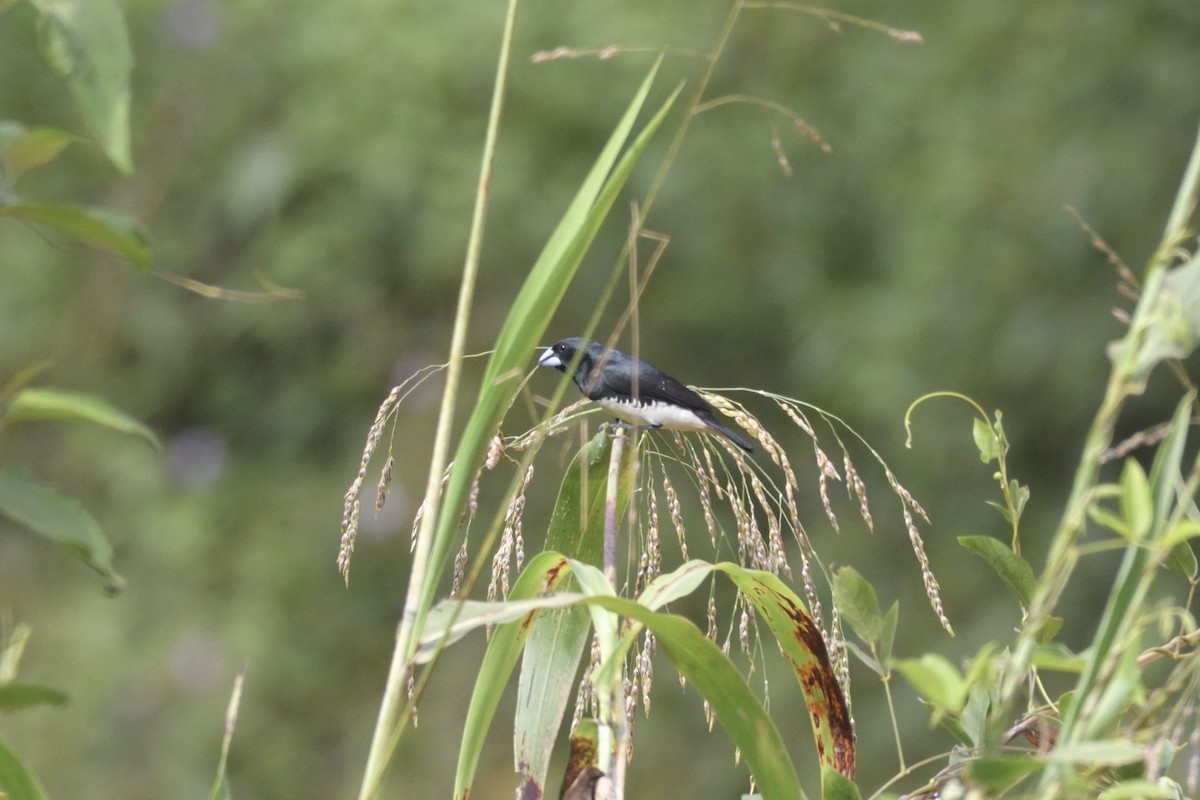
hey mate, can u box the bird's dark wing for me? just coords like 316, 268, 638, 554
597, 355, 712, 412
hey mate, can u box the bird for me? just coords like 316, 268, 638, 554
537, 337, 754, 453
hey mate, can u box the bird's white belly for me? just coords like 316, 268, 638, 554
596, 397, 708, 432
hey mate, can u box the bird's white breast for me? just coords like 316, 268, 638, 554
596, 397, 709, 432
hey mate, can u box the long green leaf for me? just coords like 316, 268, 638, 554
450, 567, 806, 800
31, 0, 133, 173
589, 594, 804, 800
5, 387, 159, 448
515, 432, 634, 794
0, 465, 124, 593
717, 565, 855, 778
454, 551, 573, 799
0, 203, 148, 269
415, 62, 677, 652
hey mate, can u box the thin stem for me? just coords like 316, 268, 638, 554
356, 1, 520, 797
601, 425, 627, 798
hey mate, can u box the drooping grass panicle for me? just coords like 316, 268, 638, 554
338, 383, 404, 581
338, 354, 492, 582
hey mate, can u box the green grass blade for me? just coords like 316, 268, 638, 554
589, 594, 805, 800
453, 551, 573, 799
515, 432, 634, 792
415, 61, 677, 648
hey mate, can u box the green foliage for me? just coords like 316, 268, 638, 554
29, 0, 133, 173
2, 0, 1200, 798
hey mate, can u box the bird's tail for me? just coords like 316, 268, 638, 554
701, 413, 754, 453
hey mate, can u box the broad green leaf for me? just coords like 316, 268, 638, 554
957, 535, 1035, 607
1118, 459, 1152, 542
0, 465, 124, 593
5, 127, 77, 179
821, 764, 861, 800
33, 0, 133, 173
1031, 643, 1084, 672
965, 756, 1042, 793
832, 565, 883, 643
516, 432, 632, 790
0, 203, 149, 269
5, 387, 159, 448
0, 683, 68, 714
416, 62, 676, 658
0, 736, 48, 800
973, 417, 1000, 463
895, 653, 965, 713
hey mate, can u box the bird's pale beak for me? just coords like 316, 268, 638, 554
538, 349, 563, 369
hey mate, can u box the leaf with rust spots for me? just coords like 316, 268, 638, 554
718, 565, 856, 779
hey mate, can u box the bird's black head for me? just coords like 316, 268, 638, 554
537, 337, 586, 374
537, 338, 612, 395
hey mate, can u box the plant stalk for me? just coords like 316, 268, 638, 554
356, 1, 520, 797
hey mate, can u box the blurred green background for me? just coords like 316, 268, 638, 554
2, 0, 1199, 797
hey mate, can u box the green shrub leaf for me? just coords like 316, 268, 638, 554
33, 0, 133, 173
0, 465, 124, 593
958, 535, 1035, 607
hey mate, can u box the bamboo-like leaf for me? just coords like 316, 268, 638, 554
0, 203, 149, 269
516, 433, 633, 792
5, 387, 159, 448
32, 0, 133, 173
718, 565, 855, 778
0, 736, 48, 800
637, 559, 716, 611
0, 465, 124, 593
455, 557, 813, 800
415, 62, 677, 658
588, 594, 804, 800
454, 551, 573, 800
